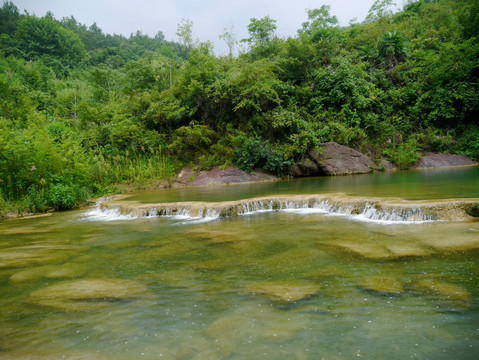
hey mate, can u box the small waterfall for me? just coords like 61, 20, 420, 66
83, 194, 474, 224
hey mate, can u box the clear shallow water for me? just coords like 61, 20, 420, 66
0, 167, 478, 359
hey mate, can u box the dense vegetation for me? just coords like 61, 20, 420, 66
0, 0, 478, 215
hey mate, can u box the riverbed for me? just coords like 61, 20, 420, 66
0, 167, 478, 359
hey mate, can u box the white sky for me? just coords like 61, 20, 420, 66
10, 0, 400, 55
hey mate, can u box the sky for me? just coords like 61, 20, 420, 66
10, 0, 397, 55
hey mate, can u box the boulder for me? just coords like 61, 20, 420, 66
289, 157, 321, 177
310, 142, 375, 175
290, 142, 376, 177
175, 166, 278, 186
415, 153, 477, 168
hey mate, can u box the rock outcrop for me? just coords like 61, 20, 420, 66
415, 153, 477, 168
175, 166, 277, 186
290, 142, 375, 177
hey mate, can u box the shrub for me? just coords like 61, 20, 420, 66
458, 126, 479, 161
167, 125, 218, 162
46, 183, 87, 210
24, 186, 47, 213
385, 137, 420, 170
233, 136, 289, 175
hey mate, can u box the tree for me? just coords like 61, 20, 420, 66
0, 1, 20, 35
15, 16, 85, 66
219, 25, 237, 56
300, 5, 339, 39
243, 16, 277, 46
176, 18, 194, 49
365, 0, 397, 22
378, 30, 407, 70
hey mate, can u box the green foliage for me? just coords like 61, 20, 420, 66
384, 137, 421, 169
243, 16, 277, 46
457, 126, 479, 161
0, 1, 20, 35
418, 127, 454, 153
378, 30, 408, 69
46, 183, 85, 210
233, 136, 289, 175
15, 16, 85, 69
176, 18, 194, 48
299, 6, 339, 42
167, 124, 218, 162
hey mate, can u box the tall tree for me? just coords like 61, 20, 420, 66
243, 16, 277, 46
176, 18, 194, 49
0, 1, 20, 35
219, 25, 237, 56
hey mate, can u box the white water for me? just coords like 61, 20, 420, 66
82, 198, 438, 225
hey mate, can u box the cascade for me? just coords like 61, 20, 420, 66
83, 194, 478, 224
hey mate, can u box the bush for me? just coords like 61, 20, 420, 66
167, 125, 218, 162
233, 136, 289, 175
24, 186, 47, 213
419, 127, 454, 153
46, 183, 87, 210
385, 138, 420, 170
458, 126, 479, 161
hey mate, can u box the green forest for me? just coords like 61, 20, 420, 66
0, 0, 478, 216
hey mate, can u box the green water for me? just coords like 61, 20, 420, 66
0, 167, 478, 359
128, 166, 479, 203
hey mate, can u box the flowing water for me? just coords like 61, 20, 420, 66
1, 167, 478, 359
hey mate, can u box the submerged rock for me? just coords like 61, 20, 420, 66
384, 243, 435, 258
29, 278, 150, 311
411, 279, 471, 312
0, 350, 113, 360
206, 303, 307, 344
0, 249, 68, 269
10, 263, 84, 283
421, 235, 479, 252
241, 282, 320, 304
187, 228, 244, 245
359, 276, 404, 296
331, 241, 434, 260
193, 259, 228, 272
